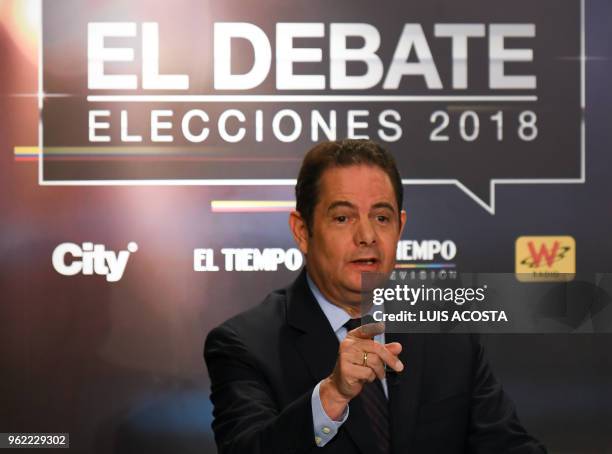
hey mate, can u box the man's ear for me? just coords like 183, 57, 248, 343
289, 211, 309, 255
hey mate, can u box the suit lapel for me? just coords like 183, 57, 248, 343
286, 269, 383, 454
387, 332, 425, 454
286, 270, 426, 454
286, 270, 339, 383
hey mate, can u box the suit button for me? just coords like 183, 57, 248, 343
315, 436, 323, 445
322, 427, 331, 434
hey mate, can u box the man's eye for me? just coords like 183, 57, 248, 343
334, 215, 348, 223
376, 215, 390, 223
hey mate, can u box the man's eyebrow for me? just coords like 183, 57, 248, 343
326, 201, 397, 213
326, 201, 357, 212
371, 202, 397, 213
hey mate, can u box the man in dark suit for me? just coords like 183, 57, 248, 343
204, 139, 546, 454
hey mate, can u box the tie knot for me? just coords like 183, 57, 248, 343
344, 315, 375, 332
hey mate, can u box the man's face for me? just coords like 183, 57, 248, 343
291, 164, 406, 307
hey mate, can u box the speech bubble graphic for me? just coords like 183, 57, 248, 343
39, 0, 585, 214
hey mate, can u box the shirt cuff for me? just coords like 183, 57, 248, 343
311, 380, 349, 447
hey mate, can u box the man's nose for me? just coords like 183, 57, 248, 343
355, 218, 377, 246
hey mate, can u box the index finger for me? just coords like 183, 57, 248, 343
347, 321, 385, 339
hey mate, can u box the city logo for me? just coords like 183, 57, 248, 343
515, 236, 575, 282
52, 242, 138, 282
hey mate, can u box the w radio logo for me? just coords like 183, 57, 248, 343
515, 236, 576, 282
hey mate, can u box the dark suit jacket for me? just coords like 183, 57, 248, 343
204, 269, 546, 454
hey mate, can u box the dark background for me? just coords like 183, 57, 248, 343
1, 0, 611, 453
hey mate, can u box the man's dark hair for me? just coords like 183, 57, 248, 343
295, 139, 403, 234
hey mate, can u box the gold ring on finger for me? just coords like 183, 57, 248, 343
362, 351, 368, 367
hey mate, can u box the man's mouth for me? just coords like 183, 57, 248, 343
350, 258, 379, 266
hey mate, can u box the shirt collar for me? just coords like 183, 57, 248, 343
306, 272, 352, 334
